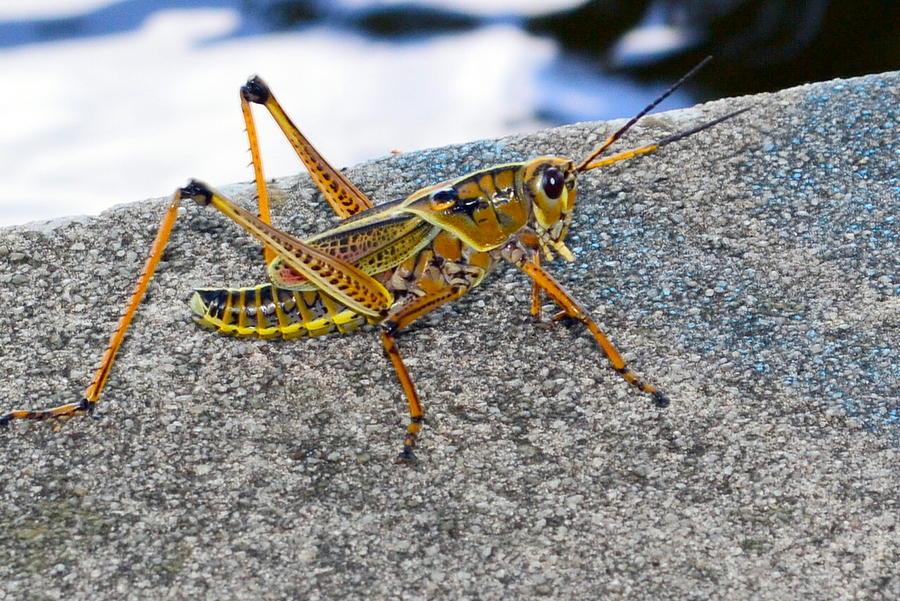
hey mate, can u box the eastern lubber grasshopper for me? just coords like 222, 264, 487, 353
2, 58, 746, 461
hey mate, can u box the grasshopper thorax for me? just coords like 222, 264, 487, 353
400, 156, 579, 260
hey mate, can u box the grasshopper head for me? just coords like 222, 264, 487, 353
519, 157, 578, 261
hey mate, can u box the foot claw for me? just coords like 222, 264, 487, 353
652, 391, 671, 408
395, 447, 418, 464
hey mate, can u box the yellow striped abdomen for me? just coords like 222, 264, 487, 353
190, 284, 375, 339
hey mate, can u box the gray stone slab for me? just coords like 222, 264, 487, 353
1, 70, 897, 600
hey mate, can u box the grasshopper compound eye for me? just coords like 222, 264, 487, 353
542, 167, 564, 200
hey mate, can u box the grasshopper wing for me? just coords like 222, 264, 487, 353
269, 197, 441, 289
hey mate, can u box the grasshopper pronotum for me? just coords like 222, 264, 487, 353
2, 58, 746, 461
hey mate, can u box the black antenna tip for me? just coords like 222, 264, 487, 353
657, 106, 753, 148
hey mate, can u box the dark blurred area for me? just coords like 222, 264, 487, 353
2, 0, 896, 105
526, 0, 899, 95
4, 0, 897, 95
252, 0, 899, 98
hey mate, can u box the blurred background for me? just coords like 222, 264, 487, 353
0, 0, 896, 225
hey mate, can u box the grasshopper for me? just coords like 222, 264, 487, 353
2, 58, 745, 461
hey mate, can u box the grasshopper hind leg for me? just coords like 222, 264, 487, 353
0, 398, 95, 426
240, 75, 374, 220
1, 193, 183, 426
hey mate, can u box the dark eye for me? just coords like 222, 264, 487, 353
542, 167, 564, 200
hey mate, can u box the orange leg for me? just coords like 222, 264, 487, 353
240, 88, 275, 266
516, 257, 670, 408
239, 75, 379, 265
528, 254, 567, 322
1, 192, 183, 426
240, 76, 373, 220
529, 254, 542, 317
380, 284, 471, 462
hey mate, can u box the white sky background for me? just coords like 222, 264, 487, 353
0, 0, 690, 226
0, 0, 585, 20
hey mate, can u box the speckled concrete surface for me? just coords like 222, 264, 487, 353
1, 71, 897, 601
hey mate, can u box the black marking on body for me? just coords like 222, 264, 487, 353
453, 195, 481, 219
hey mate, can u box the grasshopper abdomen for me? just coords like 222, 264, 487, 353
190, 284, 370, 339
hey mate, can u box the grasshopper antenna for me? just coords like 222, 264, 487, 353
576, 55, 713, 172
579, 106, 752, 172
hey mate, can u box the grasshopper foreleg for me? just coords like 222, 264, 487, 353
508, 247, 670, 408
